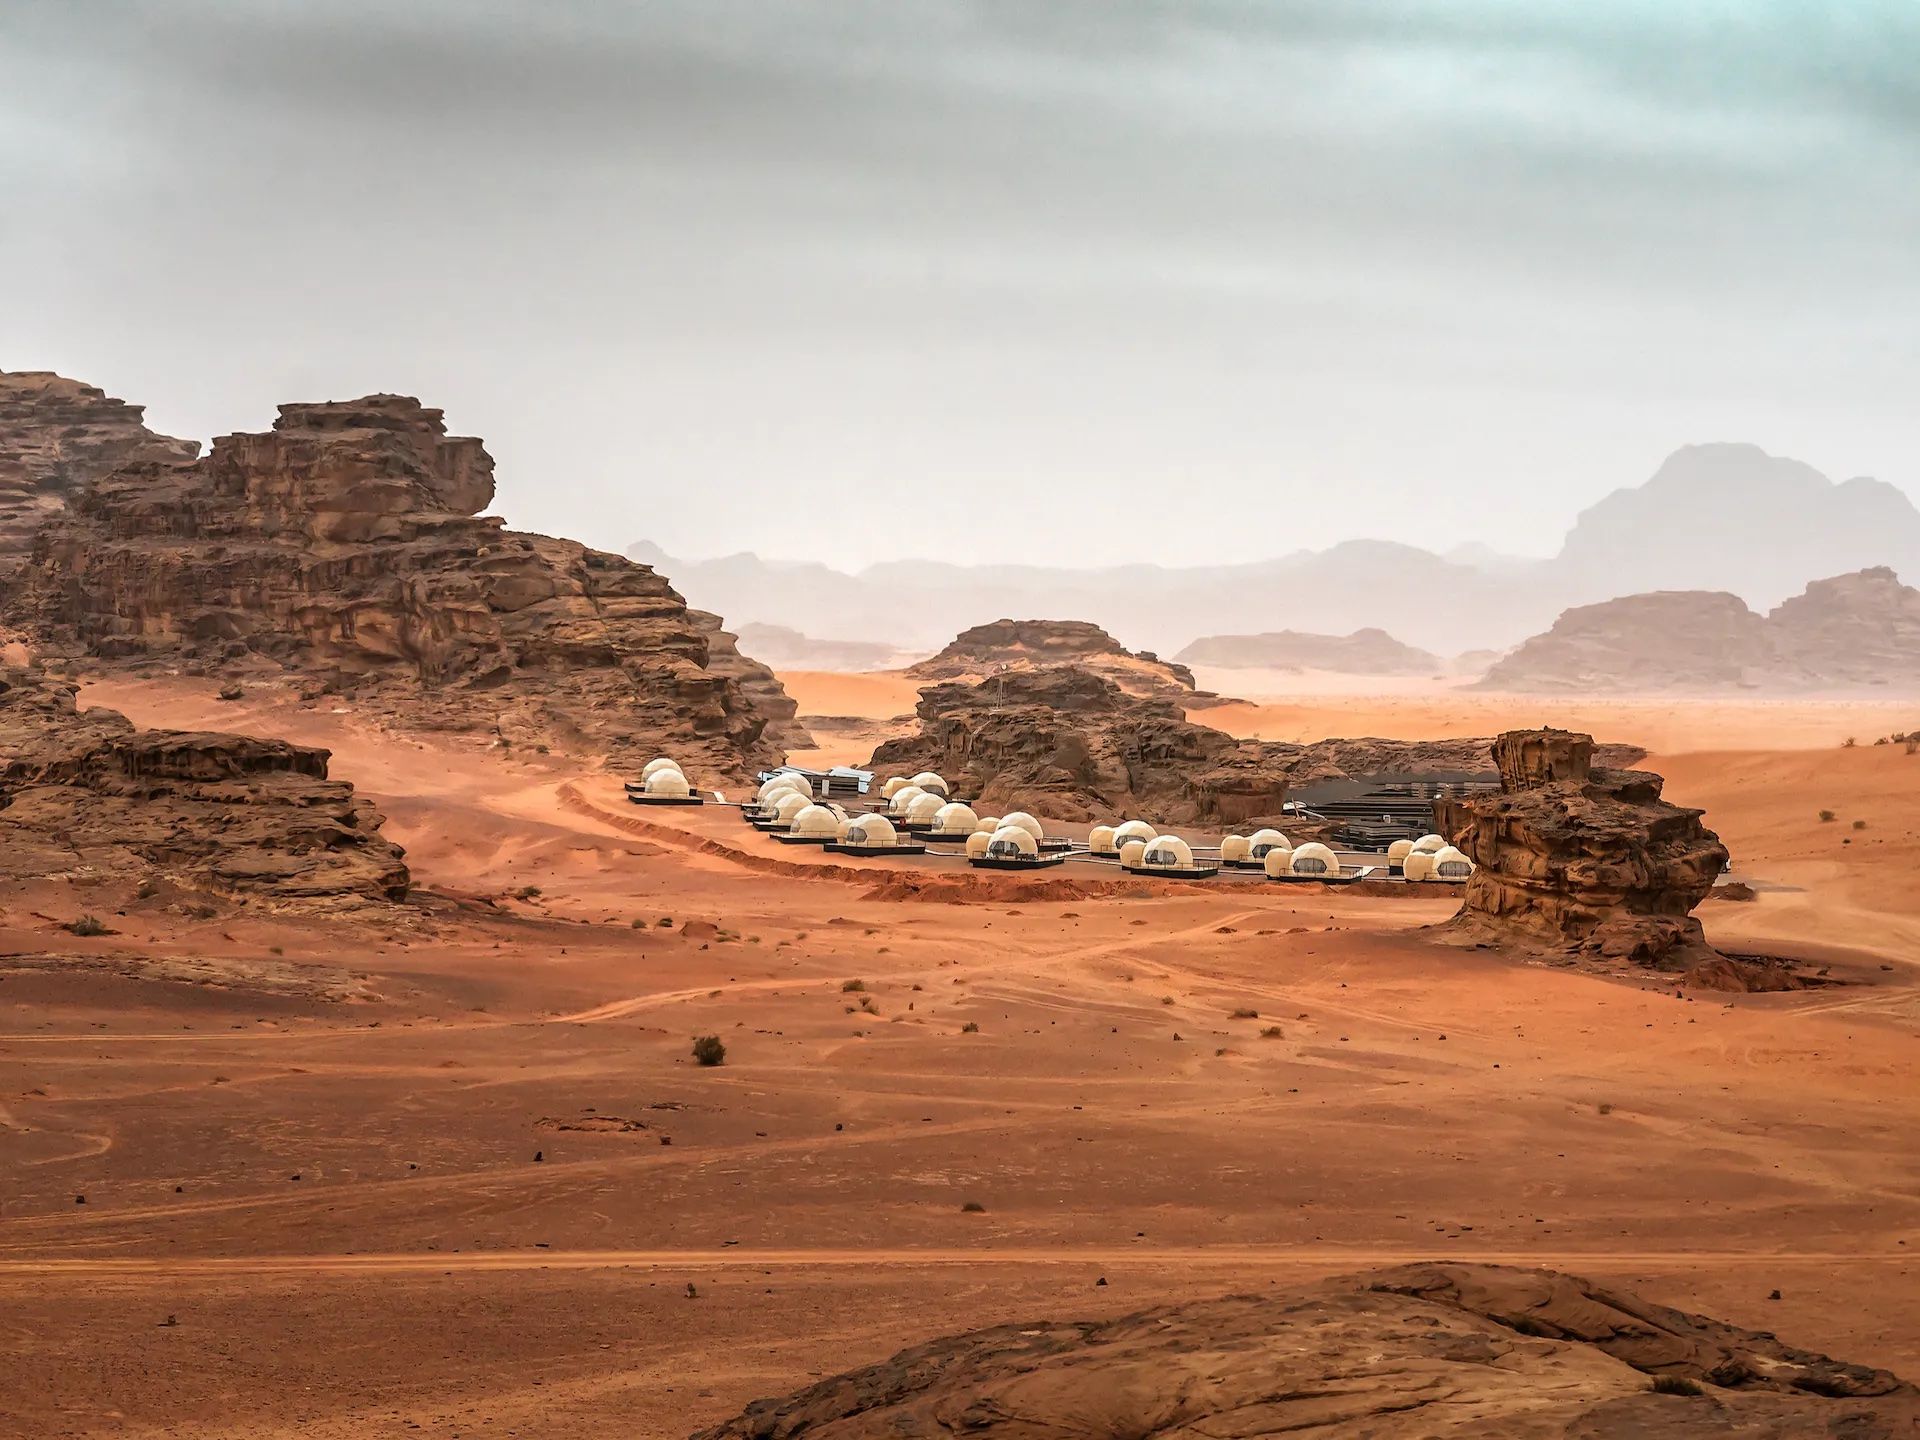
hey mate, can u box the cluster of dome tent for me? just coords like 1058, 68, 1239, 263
629, 760, 1475, 883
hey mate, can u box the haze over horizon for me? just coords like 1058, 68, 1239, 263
4, 0, 1916, 568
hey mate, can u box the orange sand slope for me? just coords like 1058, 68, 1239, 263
0, 676, 1913, 1440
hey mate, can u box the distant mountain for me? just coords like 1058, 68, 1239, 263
632, 444, 1920, 663
731, 623, 920, 673
1479, 567, 1920, 693
1556, 444, 1920, 608
1174, 627, 1441, 675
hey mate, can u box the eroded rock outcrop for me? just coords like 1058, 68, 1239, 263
8, 396, 792, 779
0, 371, 199, 566
1479, 568, 1920, 693
0, 667, 408, 904
1435, 729, 1732, 972
869, 667, 1538, 827
908, 618, 1227, 707
697, 1262, 1917, 1439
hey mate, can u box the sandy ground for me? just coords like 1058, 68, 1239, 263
1, 675, 1916, 1438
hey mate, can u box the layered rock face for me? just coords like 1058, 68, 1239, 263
10, 396, 792, 779
690, 611, 814, 751
869, 666, 1525, 827
1175, 626, 1442, 675
698, 1262, 1918, 1439
1479, 568, 1920, 692
0, 667, 408, 904
0, 371, 199, 566
907, 617, 1226, 707
1435, 729, 1729, 970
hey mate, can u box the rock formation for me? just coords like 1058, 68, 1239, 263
868, 666, 1543, 827
7, 395, 794, 779
1479, 568, 1920, 693
732, 622, 918, 673
1175, 626, 1442, 675
907, 617, 1227, 707
691, 611, 814, 751
0, 666, 408, 905
697, 1262, 1918, 1439
0, 371, 199, 567
1435, 729, 1730, 971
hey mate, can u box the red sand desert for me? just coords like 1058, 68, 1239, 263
3, 674, 1917, 1438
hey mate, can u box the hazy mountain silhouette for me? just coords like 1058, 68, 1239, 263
631, 445, 1920, 663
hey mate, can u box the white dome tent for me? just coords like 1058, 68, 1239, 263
881, 776, 911, 800
1118, 838, 1150, 868
926, 801, 978, 840
1219, 835, 1249, 864
910, 772, 950, 797
775, 803, 840, 844
1431, 845, 1474, 881
1387, 838, 1415, 870
642, 757, 683, 782
1410, 834, 1446, 856
1111, 820, 1156, 850
1244, 828, 1290, 861
969, 823, 1065, 870
1127, 834, 1218, 878
888, 785, 927, 816
629, 766, 701, 806
902, 791, 947, 828
964, 830, 994, 859
1261, 845, 1296, 878
1288, 842, 1340, 877
998, 811, 1044, 841
1088, 824, 1118, 857
1403, 850, 1437, 882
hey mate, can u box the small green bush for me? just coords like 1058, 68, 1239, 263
690, 1035, 727, 1067
66, 914, 108, 937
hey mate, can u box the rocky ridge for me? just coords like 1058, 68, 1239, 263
0, 666, 408, 905
697, 1261, 1917, 1439
0, 371, 199, 566
6, 394, 795, 780
907, 617, 1228, 707
1479, 568, 1920, 692
868, 666, 1557, 828
1435, 729, 1740, 977
1174, 626, 1442, 675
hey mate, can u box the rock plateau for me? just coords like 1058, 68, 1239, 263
1175, 626, 1442, 675
697, 1262, 1917, 1439
908, 617, 1226, 707
6, 394, 796, 780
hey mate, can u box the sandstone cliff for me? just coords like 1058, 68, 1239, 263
869, 666, 1526, 827
0, 371, 199, 567
1175, 626, 1442, 675
0, 666, 407, 905
698, 1262, 1917, 1439
1479, 568, 1920, 693
908, 617, 1227, 707
1435, 729, 1732, 974
8, 395, 794, 779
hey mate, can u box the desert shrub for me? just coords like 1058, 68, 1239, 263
960, 1021, 980, 1034
1842, 736, 1857, 748
1229, 1007, 1259, 1019
840, 979, 865, 992
516, 885, 542, 899
656, 917, 673, 927
1260, 1025, 1284, 1039
1853, 819, 1868, 830
960, 1200, 986, 1213
1818, 810, 1836, 823
690, 1034, 727, 1067
1651, 1376, 1703, 1397
65, 914, 108, 937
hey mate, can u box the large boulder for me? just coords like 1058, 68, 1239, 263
7, 394, 794, 780
697, 1262, 1918, 1439
1435, 729, 1729, 970
0, 667, 408, 905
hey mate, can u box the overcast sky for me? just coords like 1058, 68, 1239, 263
3, 1, 1915, 566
